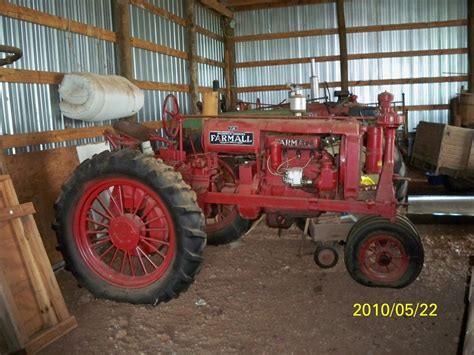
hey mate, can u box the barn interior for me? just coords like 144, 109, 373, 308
0, 0, 473, 353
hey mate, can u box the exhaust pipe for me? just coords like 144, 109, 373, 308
310, 58, 320, 100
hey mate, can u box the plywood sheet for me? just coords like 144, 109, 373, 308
4, 147, 79, 264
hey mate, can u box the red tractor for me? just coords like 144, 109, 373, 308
54, 91, 423, 304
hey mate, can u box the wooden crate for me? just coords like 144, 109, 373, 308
411, 121, 474, 177
0, 175, 77, 353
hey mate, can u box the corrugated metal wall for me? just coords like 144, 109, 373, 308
195, 4, 225, 88
0, 0, 224, 152
235, 0, 468, 131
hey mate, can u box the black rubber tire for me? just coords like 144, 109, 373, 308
344, 218, 423, 288
206, 215, 251, 245
314, 243, 339, 269
394, 148, 408, 203
205, 157, 251, 245
54, 149, 206, 304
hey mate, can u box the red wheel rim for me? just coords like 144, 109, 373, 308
74, 177, 176, 289
358, 234, 409, 283
162, 94, 180, 138
204, 159, 240, 233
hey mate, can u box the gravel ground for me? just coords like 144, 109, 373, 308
41, 220, 473, 354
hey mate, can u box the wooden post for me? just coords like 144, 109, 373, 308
0, 140, 8, 175
186, 0, 200, 114
469, 0, 474, 93
336, 0, 348, 92
223, 17, 237, 111
113, 0, 136, 121
113, 0, 133, 80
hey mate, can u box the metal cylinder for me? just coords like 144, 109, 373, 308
310, 58, 319, 100
289, 88, 306, 114
270, 141, 283, 170
310, 76, 320, 100
366, 126, 383, 174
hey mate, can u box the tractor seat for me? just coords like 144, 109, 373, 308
112, 120, 158, 142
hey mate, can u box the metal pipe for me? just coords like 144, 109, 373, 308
310, 58, 320, 100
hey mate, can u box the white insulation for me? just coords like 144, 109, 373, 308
59, 73, 144, 122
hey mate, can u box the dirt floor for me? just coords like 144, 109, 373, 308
42, 220, 473, 354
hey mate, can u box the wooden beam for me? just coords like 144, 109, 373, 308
0, 68, 218, 94
131, 37, 189, 59
186, 0, 200, 114
403, 104, 450, 111
196, 55, 226, 68
469, 0, 474, 92
200, 0, 234, 18
130, 0, 187, 26
114, 0, 133, 80
236, 48, 469, 68
223, 17, 237, 110
0, 122, 164, 150
226, 0, 335, 11
130, 0, 224, 41
134, 80, 190, 92
236, 75, 468, 92
336, 0, 348, 91
0, 68, 63, 85
196, 25, 225, 42
0, 203, 36, 222
234, 19, 468, 42
0, 3, 116, 42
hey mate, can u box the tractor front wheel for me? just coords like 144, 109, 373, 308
54, 149, 206, 304
204, 158, 251, 245
344, 216, 423, 288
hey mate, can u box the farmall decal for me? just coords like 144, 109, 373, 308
209, 129, 254, 145
278, 138, 312, 148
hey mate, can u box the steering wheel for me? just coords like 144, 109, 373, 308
162, 94, 181, 139
0, 45, 22, 67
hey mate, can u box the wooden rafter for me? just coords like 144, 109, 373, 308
200, 0, 234, 18
223, 0, 335, 11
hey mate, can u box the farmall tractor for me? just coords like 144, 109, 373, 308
54, 90, 424, 304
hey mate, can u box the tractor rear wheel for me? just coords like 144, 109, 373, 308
54, 149, 206, 304
344, 217, 423, 288
394, 147, 408, 202
205, 158, 251, 245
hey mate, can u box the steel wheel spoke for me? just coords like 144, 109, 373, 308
141, 200, 158, 220
97, 195, 116, 219
87, 230, 109, 235
141, 239, 166, 259
92, 237, 111, 248
144, 228, 168, 232
120, 250, 127, 273
99, 244, 115, 259
91, 206, 113, 221
137, 246, 159, 270
135, 247, 148, 274
108, 189, 123, 216
87, 218, 110, 230
141, 215, 165, 226
141, 236, 169, 246
117, 185, 125, 214
109, 247, 119, 267
133, 190, 145, 216
127, 252, 135, 276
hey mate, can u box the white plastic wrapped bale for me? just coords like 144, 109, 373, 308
59, 73, 144, 122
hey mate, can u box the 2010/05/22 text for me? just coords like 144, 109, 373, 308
353, 303, 438, 317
